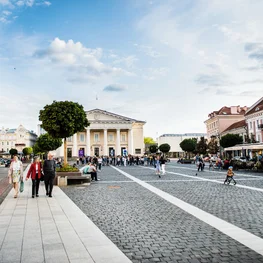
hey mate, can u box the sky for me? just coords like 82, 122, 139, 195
1, 0, 263, 139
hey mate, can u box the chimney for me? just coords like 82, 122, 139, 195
230, 106, 238, 114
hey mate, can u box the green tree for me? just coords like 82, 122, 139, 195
180, 139, 197, 158
220, 133, 243, 149
22, 147, 33, 156
39, 101, 89, 165
35, 133, 62, 153
159, 143, 171, 156
9, 148, 18, 156
207, 137, 219, 154
195, 137, 208, 155
149, 145, 158, 153
144, 137, 155, 144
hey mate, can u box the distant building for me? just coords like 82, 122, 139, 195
157, 133, 207, 158
245, 97, 263, 143
0, 125, 37, 153
221, 120, 247, 142
37, 124, 46, 136
42, 108, 146, 157
204, 105, 248, 138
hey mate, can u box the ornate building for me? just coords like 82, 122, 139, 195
56, 109, 146, 157
0, 125, 37, 153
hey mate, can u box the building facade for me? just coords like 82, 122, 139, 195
55, 109, 146, 157
204, 105, 248, 138
221, 120, 247, 142
245, 97, 263, 143
158, 133, 207, 157
0, 125, 37, 153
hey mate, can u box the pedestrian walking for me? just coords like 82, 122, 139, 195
224, 166, 236, 185
155, 156, 161, 178
98, 156, 102, 171
197, 158, 204, 172
26, 156, 42, 198
89, 163, 99, 181
8, 155, 23, 198
43, 152, 56, 197
160, 156, 166, 175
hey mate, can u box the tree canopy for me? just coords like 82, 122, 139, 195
220, 133, 243, 149
39, 101, 89, 139
149, 145, 158, 153
180, 138, 196, 153
207, 137, 219, 154
34, 133, 63, 153
144, 137, 155, 145
9, 148, 18, 156
195, 137, 207, 155
39, 101, 89, 165
22, 147, 33, 156
159, 143, 171, 153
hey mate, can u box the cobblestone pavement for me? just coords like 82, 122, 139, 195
62, 163, 263, 263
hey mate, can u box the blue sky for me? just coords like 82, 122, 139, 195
1, 0, 263, 138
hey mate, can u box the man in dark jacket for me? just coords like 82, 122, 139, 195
43, 152, 56, 197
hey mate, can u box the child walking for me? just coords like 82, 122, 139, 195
224, 166, 236, 185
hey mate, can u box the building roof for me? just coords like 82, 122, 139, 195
222, 120, 247, 133
208, 106, 247, 118
160, 133, 207, 137
86, 108, 146, 124
245, 97, 263, 116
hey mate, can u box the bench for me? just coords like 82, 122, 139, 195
57, 175, 91, 186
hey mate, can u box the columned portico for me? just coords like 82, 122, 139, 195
128, 129, 134, 155
116, 129, 121, 156
104, 129, 108, 155
86, 128, 91, 156
55, 109, 146, 158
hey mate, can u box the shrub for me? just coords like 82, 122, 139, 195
56, 165, 79, 172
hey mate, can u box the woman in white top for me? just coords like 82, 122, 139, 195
8, 156, 23, 198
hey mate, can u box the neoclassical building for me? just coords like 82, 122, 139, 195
0, 125, 37, 153
56, 109, 146, 157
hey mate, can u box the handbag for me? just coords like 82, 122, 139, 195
40, 172, 44, 181
20, 179, 24, 193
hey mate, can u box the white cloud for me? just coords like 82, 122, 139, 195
34, 38, 134, 83
134, 43, 163, 58
143, 67, 170, 80
113, 55, 138, 68
103, 84, 128, 92
0, 0, 10, 5
2, 10, 12, 15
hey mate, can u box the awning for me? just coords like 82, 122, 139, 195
224, 143, 263, 151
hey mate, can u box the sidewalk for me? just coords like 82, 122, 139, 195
0, 165, 132, 263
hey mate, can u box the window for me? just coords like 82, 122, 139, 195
94, 133, 99, 142
67, 136, 72, 142
80, 134, 85, 142
135, 149, 141, 154
7, 142, 9, 145
258, 135, 261, 142
250, 122, 252, 129
2, 142, 3, 145
7, 148, 9, 152
109, 134, 114, 142
121, 133, 126, 142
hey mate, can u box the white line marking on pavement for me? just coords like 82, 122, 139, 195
143, 167, 263, 193
111, 166, 263, 256
168, 164, 260, 178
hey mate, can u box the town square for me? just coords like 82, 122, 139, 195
1, 0, 263, 263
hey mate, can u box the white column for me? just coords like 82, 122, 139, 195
86, 128, 91, 156
104, 129, 108, 156
116, 129, 121, 156
73, 133, 78, 157
59, 140, 64, 157
128, 129, 134, 155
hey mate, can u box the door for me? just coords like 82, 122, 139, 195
94, 147, 100, 157
109, 147, 114, 157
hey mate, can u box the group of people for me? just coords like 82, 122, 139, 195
8, 152, 56, 198
77, 154, 165, 168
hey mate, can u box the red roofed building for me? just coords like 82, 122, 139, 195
221, 120, 247, 141
245, 97, 263, 143
204, 106, 248, 138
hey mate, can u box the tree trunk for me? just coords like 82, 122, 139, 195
64, 138, 67, 166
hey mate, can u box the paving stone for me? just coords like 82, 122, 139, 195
62, 165, 263, 263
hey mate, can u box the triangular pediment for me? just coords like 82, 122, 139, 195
86, 109, 141, 123
245, 97, 263, 116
